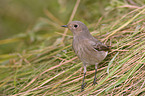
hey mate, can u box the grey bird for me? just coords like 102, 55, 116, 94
62, 21, 110, 91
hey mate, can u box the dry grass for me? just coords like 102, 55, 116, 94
0, 0, 145, 96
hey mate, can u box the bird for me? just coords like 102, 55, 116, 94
61, 21, 110, 91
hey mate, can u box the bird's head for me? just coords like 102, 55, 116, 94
61, 21, 90, 36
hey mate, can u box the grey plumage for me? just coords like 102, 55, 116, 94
62, 21, 110, 91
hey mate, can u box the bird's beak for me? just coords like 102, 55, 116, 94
61, 25, 68, 27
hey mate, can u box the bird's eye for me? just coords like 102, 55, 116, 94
74, 24, 78, 28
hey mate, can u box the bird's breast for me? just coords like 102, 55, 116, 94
72, 38, 107, 65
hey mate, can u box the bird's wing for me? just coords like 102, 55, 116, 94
90, 39, 111, 51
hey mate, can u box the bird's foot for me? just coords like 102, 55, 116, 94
81, 83, 87, 92
92, 79, 97, 86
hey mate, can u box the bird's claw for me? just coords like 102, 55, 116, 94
92, 80, 97, 85
81, 83, 87, 92
92, 78, 98, 86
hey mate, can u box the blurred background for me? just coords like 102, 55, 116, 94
0, 0, 121, 54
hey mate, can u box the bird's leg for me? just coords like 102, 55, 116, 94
81, 65, 87, 92
93, 63, 98, 85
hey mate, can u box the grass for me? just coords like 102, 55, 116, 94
0, 0, 145, 96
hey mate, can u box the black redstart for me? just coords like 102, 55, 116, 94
62, 21, 110, 91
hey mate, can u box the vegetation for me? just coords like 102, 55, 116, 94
0, 0, 145, 95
